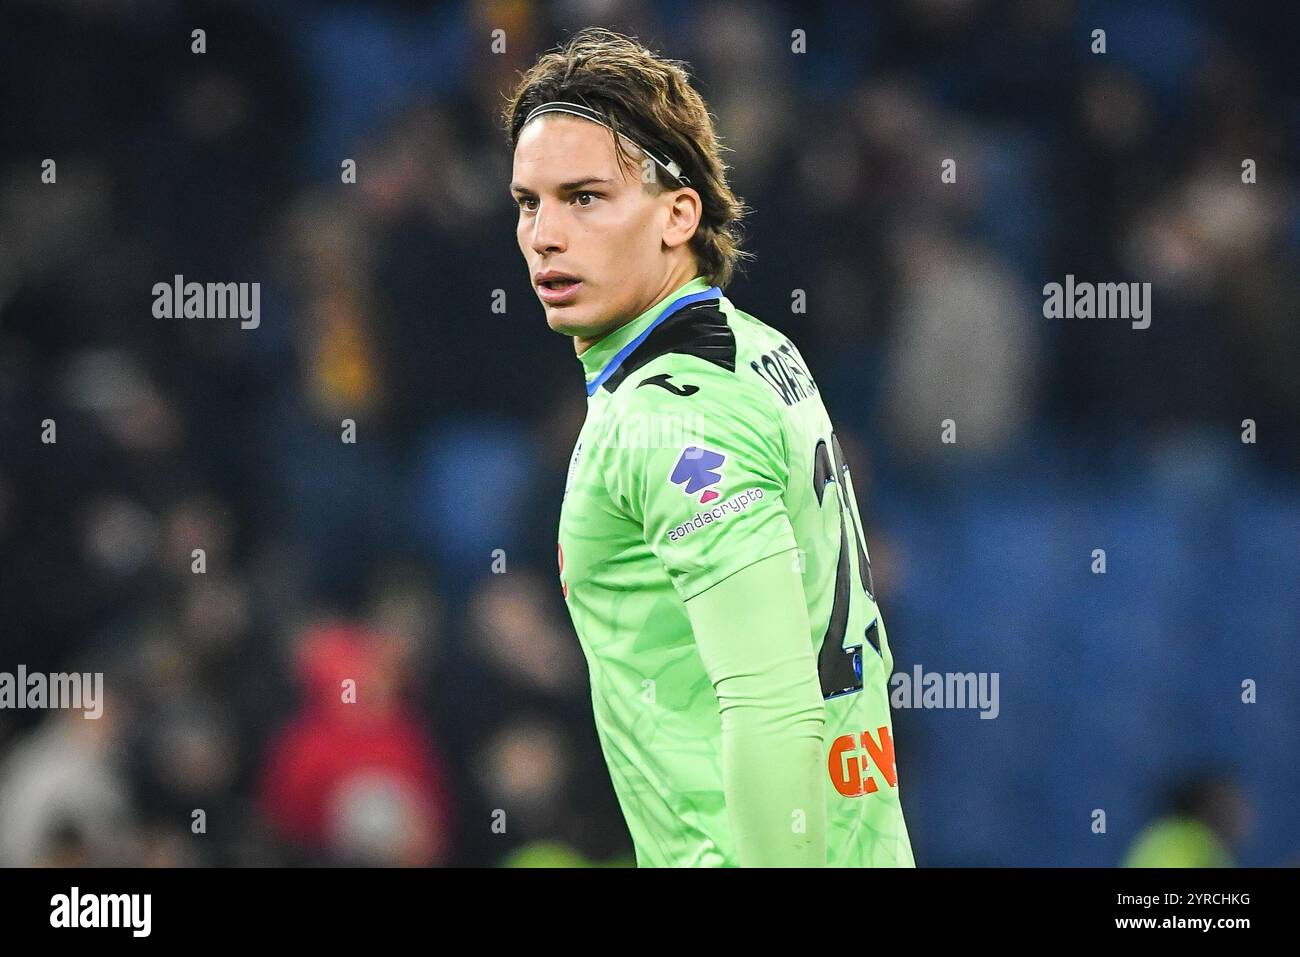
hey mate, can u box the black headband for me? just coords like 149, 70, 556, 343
521, 99, 691, 185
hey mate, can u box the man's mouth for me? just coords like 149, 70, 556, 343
536, 276, 583, 305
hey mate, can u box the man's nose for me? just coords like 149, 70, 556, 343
530, 202, 567, 255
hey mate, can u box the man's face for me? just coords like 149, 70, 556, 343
511, 115, 677, 341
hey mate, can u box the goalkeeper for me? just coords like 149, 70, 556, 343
503, 28, 915, 867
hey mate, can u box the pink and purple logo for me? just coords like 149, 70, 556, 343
670, 446, 726, 504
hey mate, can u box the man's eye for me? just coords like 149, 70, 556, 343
574, 191, 598, 207
519, 197, 538, 211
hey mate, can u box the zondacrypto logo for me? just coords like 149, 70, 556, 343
0, 666, 103, 718
666, 488, 765, 542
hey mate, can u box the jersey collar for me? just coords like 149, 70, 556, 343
579, 276, 721, 396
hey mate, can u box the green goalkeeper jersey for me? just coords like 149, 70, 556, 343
557, 275, 915, 867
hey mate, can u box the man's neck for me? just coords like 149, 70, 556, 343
574, 264, 701, 357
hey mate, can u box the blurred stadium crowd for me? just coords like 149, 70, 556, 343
0, 0, 1296, 866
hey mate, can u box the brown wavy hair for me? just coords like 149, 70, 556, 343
502, 27, 751, 288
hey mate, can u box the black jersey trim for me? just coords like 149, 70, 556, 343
601, 301, 736, 394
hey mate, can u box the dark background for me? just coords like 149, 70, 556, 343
0, 0, 1296, 866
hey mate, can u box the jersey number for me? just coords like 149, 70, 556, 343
813, 433, 879, 700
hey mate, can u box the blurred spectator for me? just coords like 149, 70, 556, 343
1123, 773, 1255, 868
0, 689, 134, 867
259, 622, 454, 866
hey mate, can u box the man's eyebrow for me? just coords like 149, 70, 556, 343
510, 177, 617, 196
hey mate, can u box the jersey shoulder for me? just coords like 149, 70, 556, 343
589, 298, 795, 499
599, 296, 789, 420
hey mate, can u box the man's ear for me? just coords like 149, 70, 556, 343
662, 187, 702, 251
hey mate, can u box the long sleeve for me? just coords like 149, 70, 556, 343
685, 550, 828, 866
